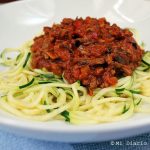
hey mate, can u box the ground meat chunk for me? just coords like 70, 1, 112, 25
31, 17, 144, 95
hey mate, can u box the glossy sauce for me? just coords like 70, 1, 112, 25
31, 17, 143, 95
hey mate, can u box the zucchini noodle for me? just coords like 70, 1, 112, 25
0, 34, 150, 125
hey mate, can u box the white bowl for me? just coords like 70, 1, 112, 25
0, 0, 150, 143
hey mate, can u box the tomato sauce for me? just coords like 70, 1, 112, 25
31, 17, 143, 94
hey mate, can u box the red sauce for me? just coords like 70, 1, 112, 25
31, 17, 144, 95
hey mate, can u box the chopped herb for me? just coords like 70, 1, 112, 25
61, 110, 70, 122
19, 78, 34, 89
23, 52, 31, 68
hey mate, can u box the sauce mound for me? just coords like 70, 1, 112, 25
31, 17, 143, 94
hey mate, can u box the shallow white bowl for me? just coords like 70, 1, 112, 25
0, 0, 150, 143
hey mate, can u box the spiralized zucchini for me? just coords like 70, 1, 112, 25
0, 36, 150, 125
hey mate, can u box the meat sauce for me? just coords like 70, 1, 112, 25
31, 17, 144, 95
